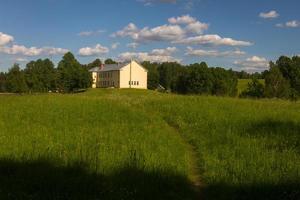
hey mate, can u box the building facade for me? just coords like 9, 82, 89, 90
89, 60, 148, 89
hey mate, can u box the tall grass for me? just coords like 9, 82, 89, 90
0, 89, 299, 199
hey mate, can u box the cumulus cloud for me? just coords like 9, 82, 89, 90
118, 47, 179, 63
168, 15, 197, 25
112, 15, 208, 42
174, 34, 253, 46
234, 56, 269, 72
127, 42, 139, 49
78, 30, 106, 36
113, 23, 185, 43
276, 20, 300, 28
286, 20, 300, 28
113, 15, 252, 47
185, 47, 246, 57
0, 45, 68, 56
0, 32, 14, 46
14, 57, 28, 62
78, 44, 109, 56
168, 15, 209, 34
111, 42, 120, 49
259, 10, 279, 19
0, 32, 68, 57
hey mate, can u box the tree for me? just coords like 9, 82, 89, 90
276, 56, 300, 96
240, 78, 264, 98
142, 61, 159, 90
0, 72, 7, 92
83, 59, 102, 70
158, 62, 183, 90
104, 58, 117, 64
211, 67, 237, 96
264, 64, 290, 98
24, 59, 57, 92
185, 62, 214, 94
6, 64, 28, 93
57, 52, 91, 93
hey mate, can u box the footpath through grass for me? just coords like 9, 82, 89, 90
0, 89, 299, 200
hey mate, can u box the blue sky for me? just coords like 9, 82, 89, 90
0, 0, 299, 72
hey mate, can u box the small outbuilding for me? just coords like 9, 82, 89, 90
89, 60, 148, 89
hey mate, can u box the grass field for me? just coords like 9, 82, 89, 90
0, 89, 299, 200
238, 79, 265, 95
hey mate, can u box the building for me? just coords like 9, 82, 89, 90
89, 60, 148, 89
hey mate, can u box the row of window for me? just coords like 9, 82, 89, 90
100, 81, 115, 87
99, 72, 113, 78
129, 81, 139, 86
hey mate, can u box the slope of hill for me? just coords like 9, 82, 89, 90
0, 89, 299, 200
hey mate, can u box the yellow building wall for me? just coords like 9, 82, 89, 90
119, 61, 148, 89
92, 72, 97, 88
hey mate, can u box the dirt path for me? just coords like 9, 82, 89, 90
164, 119, 203, 200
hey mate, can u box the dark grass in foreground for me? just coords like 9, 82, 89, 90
0, 158, 195, 200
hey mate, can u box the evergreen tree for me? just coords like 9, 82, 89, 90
264, 64, 290, 98
25, 59, 57, 92
142, 61, 159, 90
6, 64, 28, 93
104, 58, 117, 64
57, 52, 91, 93
0, 72, 7, 92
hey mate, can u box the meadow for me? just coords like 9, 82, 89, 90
0, 89, 299, 200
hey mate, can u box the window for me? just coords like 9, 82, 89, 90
137, 81, 139, 86
134, 81, 136, 85
129, 81, 131, 85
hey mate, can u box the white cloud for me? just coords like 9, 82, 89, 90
276, 20, 300, 28
286, 20, 300, 28
234, 56, 269, 72
174, 34, 253, 46
127, 42, 139, 49
113, 23, 186, 43
0, 45, 68, 56
78, 30, 106, 36
185, 47, 246, 57
259, 10, 279, 19
168, 15, 209, 34
0, 32, 14, 46
168, 15, 197, 25
112, 23, 139, 38
78, 44, 109, 56
118, 47, 180, 63
111, 42, 120, 49
14, 57, 28, 62
185, 21, 209, 34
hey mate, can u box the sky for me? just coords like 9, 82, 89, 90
0, 0, 300, 72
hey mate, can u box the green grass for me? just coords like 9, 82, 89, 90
0, 89, 299, 200
238, 79, 265, 95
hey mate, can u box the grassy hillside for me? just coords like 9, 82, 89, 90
238, 79, 265, 95
0, 89, 299, 200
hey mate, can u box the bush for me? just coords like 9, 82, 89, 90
240, 78, 264, 98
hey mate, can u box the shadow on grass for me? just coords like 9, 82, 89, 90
0, 158, 196, 200
203, 182, 300, 200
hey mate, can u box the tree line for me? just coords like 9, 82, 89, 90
0, 53, 119, 93
143, 61, 238, 96
1, 52, 299, 100
240, 56, 300, 100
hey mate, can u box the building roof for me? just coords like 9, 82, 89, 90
89, 62, 129, 72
